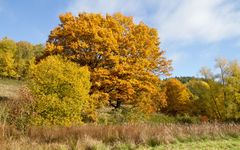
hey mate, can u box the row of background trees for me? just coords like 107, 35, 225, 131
0, 37, 44, 79
0, 13, 239, 126
171, 58, 240, 121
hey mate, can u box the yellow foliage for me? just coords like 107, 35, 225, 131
43, 12, 172, 112
164, 78, 191, 115
0, 52, 19, 78
0, 37, 44, 79
28, 55, 93, 126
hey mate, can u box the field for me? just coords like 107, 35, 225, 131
1, 137, 240, 150
0, 79, 240, 150
0, 123, 240, 149
1, 139, 240, 150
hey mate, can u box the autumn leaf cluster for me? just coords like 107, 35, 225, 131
43, 12, 172, 113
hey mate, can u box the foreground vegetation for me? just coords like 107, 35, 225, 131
0, 123, 239, 150
1, 79, 239, 149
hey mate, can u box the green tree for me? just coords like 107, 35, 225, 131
225, 60, 240, 120
193, 58, 240, 120
187, 79, 223, 119
15, 41, 35, 78
33, 44, 44, 59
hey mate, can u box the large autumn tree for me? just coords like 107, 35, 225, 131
43, 13, 172, 112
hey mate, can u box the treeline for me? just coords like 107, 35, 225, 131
165, 58, 240, 121
0, 37, 44, 79
1, 13, 239, 128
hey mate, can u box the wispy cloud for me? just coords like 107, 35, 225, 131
67, 0, 240, 43
66, 0, 149, 23
157, 0, 240, 42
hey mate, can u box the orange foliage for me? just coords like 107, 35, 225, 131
164, 78, 191, 115
43, 13, 172, 112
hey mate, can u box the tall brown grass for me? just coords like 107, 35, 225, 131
3, 123, 239, 143
27, 123, 240, 144
0, 123, 239, 149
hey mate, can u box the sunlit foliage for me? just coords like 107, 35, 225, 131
28, 55, 92, 126
0, 37, 44, 79
163, 78, 191, 115
43, 12, 172, 112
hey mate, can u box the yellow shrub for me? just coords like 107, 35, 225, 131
28, 55, 92, 126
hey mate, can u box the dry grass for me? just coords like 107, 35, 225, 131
0, 138, 69, 150
0, 123, 240, 146
0, 123, 239, 149
26, 123, 240, 144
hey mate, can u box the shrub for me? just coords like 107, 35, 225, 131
7, 88, 34, 131
145, 113, 177, 124
175, 114, 200, 124
96, 107, 147, 125
144, 114, 200, 124
28, 55, 92, 126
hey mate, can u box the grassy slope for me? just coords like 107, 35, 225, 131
0, 78, 23, 100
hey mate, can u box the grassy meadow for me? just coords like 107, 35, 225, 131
0, 78, 240, 149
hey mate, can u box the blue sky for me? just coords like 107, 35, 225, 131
0, 0, 240, 77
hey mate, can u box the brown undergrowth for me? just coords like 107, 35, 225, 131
1, 123, 239, 147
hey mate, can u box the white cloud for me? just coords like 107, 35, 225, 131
66, 0, 147, 22
157, 0, 240, 42
67, 0, 240, 43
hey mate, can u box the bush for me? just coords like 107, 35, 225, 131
175, 114, 200, 124
7, 88, 34, 131
144, 114, 200, 124
96, 107, 148, 125
28, 55, 92, 126
145, 113, 177, 124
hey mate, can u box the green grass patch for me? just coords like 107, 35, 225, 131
154, 138, 240, 150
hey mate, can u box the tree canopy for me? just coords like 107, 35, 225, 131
164, 78, 191, 115
42, 12, 172, 111
0, 37, 44, 79
29, 55, 92, 126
